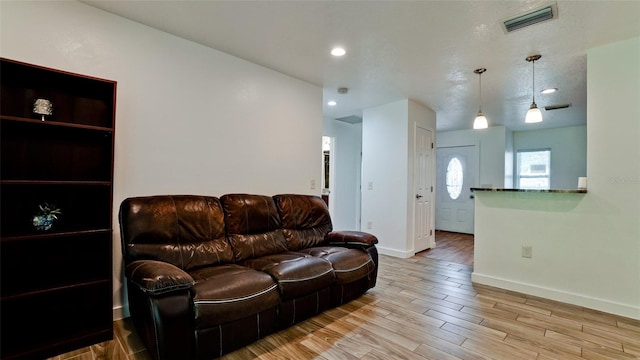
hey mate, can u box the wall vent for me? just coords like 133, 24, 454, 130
502, 3, 557, 33
544, 103, 571, 111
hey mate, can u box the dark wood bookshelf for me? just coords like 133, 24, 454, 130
0, 57, 116, 359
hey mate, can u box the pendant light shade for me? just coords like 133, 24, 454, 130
473, 68, 488, 129
525, 103, 543, 123
525, 55, 543, 123
473, 113, 488, 129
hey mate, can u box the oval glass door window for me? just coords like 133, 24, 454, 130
446, 157, 463, 200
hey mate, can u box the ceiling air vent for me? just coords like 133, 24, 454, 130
502, 3, 557, 33
544, 103, 571, 111
336, 115, 362, 124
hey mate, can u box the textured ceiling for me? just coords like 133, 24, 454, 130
83, 0, 640, 132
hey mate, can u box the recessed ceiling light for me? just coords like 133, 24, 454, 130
331, 47, 346, 57
541, 88, 557, 94
327, 101, 337, 106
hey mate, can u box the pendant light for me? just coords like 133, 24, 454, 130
525, 54, 543, 123
473, 68, 488, 129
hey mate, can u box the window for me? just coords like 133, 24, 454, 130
517, 149, 551, 189
446, 157, 463, 199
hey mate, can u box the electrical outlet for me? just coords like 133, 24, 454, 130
522, 245, 532, 258
366, 221, 373, 229
310, 179, 316, 190
368, 182, 373, 190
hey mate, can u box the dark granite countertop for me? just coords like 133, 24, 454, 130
471, 188, 587, 194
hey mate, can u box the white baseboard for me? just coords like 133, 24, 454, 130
112, 305, 129, 321
472, 272, 640, 320
377, 246, 414, 259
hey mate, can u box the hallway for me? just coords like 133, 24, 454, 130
416, 231, 474, 266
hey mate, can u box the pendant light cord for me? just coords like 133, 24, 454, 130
479, 72, 483, 112
532, 60, 536, 104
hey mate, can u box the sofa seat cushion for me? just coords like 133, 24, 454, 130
242, 252, 335, 300
190, 264, 280, 328
298, 247, 375, 285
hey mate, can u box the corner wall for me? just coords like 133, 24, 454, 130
361, 99, 436, 257
362, 100, 410, 257
1, 1, 322, 319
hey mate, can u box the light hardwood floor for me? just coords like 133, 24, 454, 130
50, 239, 639, 359
416, 231, 474, 266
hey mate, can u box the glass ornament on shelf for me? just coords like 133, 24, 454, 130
33, 98, 53, 121
32, 202, 62, 231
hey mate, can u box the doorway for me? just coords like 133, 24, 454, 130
435, 145, 478, 234
416, 231, 474, 266
321, 136, 335, 215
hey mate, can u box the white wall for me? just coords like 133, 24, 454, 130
322, 118, 362, 230
437, 126, 508, 188
362, 100, 409, 257
1, 1, 322, 319
472, 37, 640, 319
361, 99, 436, 258
513, 126, 587, 189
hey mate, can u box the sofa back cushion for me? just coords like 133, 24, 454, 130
220, 194, 287, 262
119, 195, 234, 270
273, 194, 333, 251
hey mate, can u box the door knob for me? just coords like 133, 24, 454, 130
416, 194, 423, 199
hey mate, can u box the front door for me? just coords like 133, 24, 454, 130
414, 127, 433, 253
435, 145, 477, 234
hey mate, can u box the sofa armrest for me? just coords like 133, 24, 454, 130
326, 230, 378, 247
126, 260, 195, 296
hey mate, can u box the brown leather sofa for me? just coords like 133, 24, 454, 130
119, 193, 378, 360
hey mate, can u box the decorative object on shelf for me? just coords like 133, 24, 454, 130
33, 98, 53, 121
525, 55, 543, 123
32, 202, 62, 231
473, 68, 488, 129
578, 177, 588, 190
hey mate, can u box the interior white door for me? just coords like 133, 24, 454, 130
414, 127, 433, 253
436, 145, 477, 234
